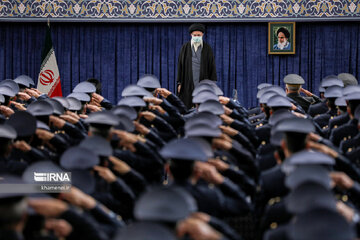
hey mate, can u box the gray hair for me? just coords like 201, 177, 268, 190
286, 84, 301, 91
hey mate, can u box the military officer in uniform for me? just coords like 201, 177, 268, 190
284, 74, 320, 113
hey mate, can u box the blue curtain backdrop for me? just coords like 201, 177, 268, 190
0, 22, 359, 108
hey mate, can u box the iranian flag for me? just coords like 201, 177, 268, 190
37, 25, 62, 97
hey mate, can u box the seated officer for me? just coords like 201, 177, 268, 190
74, 80, 113, 110
160, 138, 252, 218
12, 75, 38, 105
256, 117, 315, 220
284, 74, 320, 113
0, 124, 28, 175
131, 186, 240, 240
263, 162, 336, 240
248, 83, 272, 118
330, 91, 360, 146
309, 75, 344, 117
199, 100, 256, 156
255, 90, 278, 127
314, 85, 343, 129
341, 105, 360, 163
6, 111, 48, 164
328, 96, 350, 134
0, 84, 18, 113
256, 94, 293, 147
256, 109, 295, 172
328, 86, 360, 138
252, 85, 286, 125
185, 112, 257, 196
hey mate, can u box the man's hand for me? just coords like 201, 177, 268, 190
212, 134, 232, 150
176, 217, 223, 240
223, 106, 233, 115
208, 158, 230, 172
10, 101, 26, 111
133, 121, 150, 135
108, 156, 131, 175
330, 172, 354, 190
290, 103, 297, 111
113, 130, 138, 144
93, 166, 117, 183
218, 96, 230, 105
149, 105, 166, 114
91, 93, 104, 104
307, 141, 338, 158
13, 140, 31, 152
194, 162, 224, 185
25, 89, 40, 98
36, 129, 54, 141
65, 111, 80, 120
177, 84, 181, 93
31, 88, 42, 95
0, 105, 14, 117
336, 201, 355, 223
155, 88, 172, 98
212, 138, 232, 151
17, 92, 31, 101
219, 133, 232, 142
45, 219, 73, 238
49, 115, 66, 129
143, 97, 163, 105
86, 104, 102, 112
190, 212, 211, 223
28, 198, 68, 217
59, 186, 96, 210
308, 132, 322, 142
139, 111, 156, 122
112, 130, 138, 152
60, 114, 78, 124
300, 88, 314, 97
219, 125, 238, 137
220, 114, 234, 125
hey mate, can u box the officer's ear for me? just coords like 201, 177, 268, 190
164, 162, 170, 175
280, 139, 286, 150
280, 139, 290, 158
347, 105, 353, 118
274, 151, 282, 165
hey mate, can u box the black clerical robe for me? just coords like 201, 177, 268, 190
176, 41, 217, 109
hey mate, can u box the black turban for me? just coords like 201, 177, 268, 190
277, 27, 290, 39
188, 23, 206, 34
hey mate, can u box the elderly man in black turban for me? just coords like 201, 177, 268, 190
176, 23, 217, 109
273, 27, 291, 50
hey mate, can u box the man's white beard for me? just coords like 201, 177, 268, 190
192, 40, 203, 52
277, 40, 288, 50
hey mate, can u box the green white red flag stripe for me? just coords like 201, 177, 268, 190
37, 25, 62, 97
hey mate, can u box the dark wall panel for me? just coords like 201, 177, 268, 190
0, 22, 359, 107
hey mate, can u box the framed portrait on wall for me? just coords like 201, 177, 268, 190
268, 22, 295, 54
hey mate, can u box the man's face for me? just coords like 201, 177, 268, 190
191, 31, 203, 37
277, 32, 287, 44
